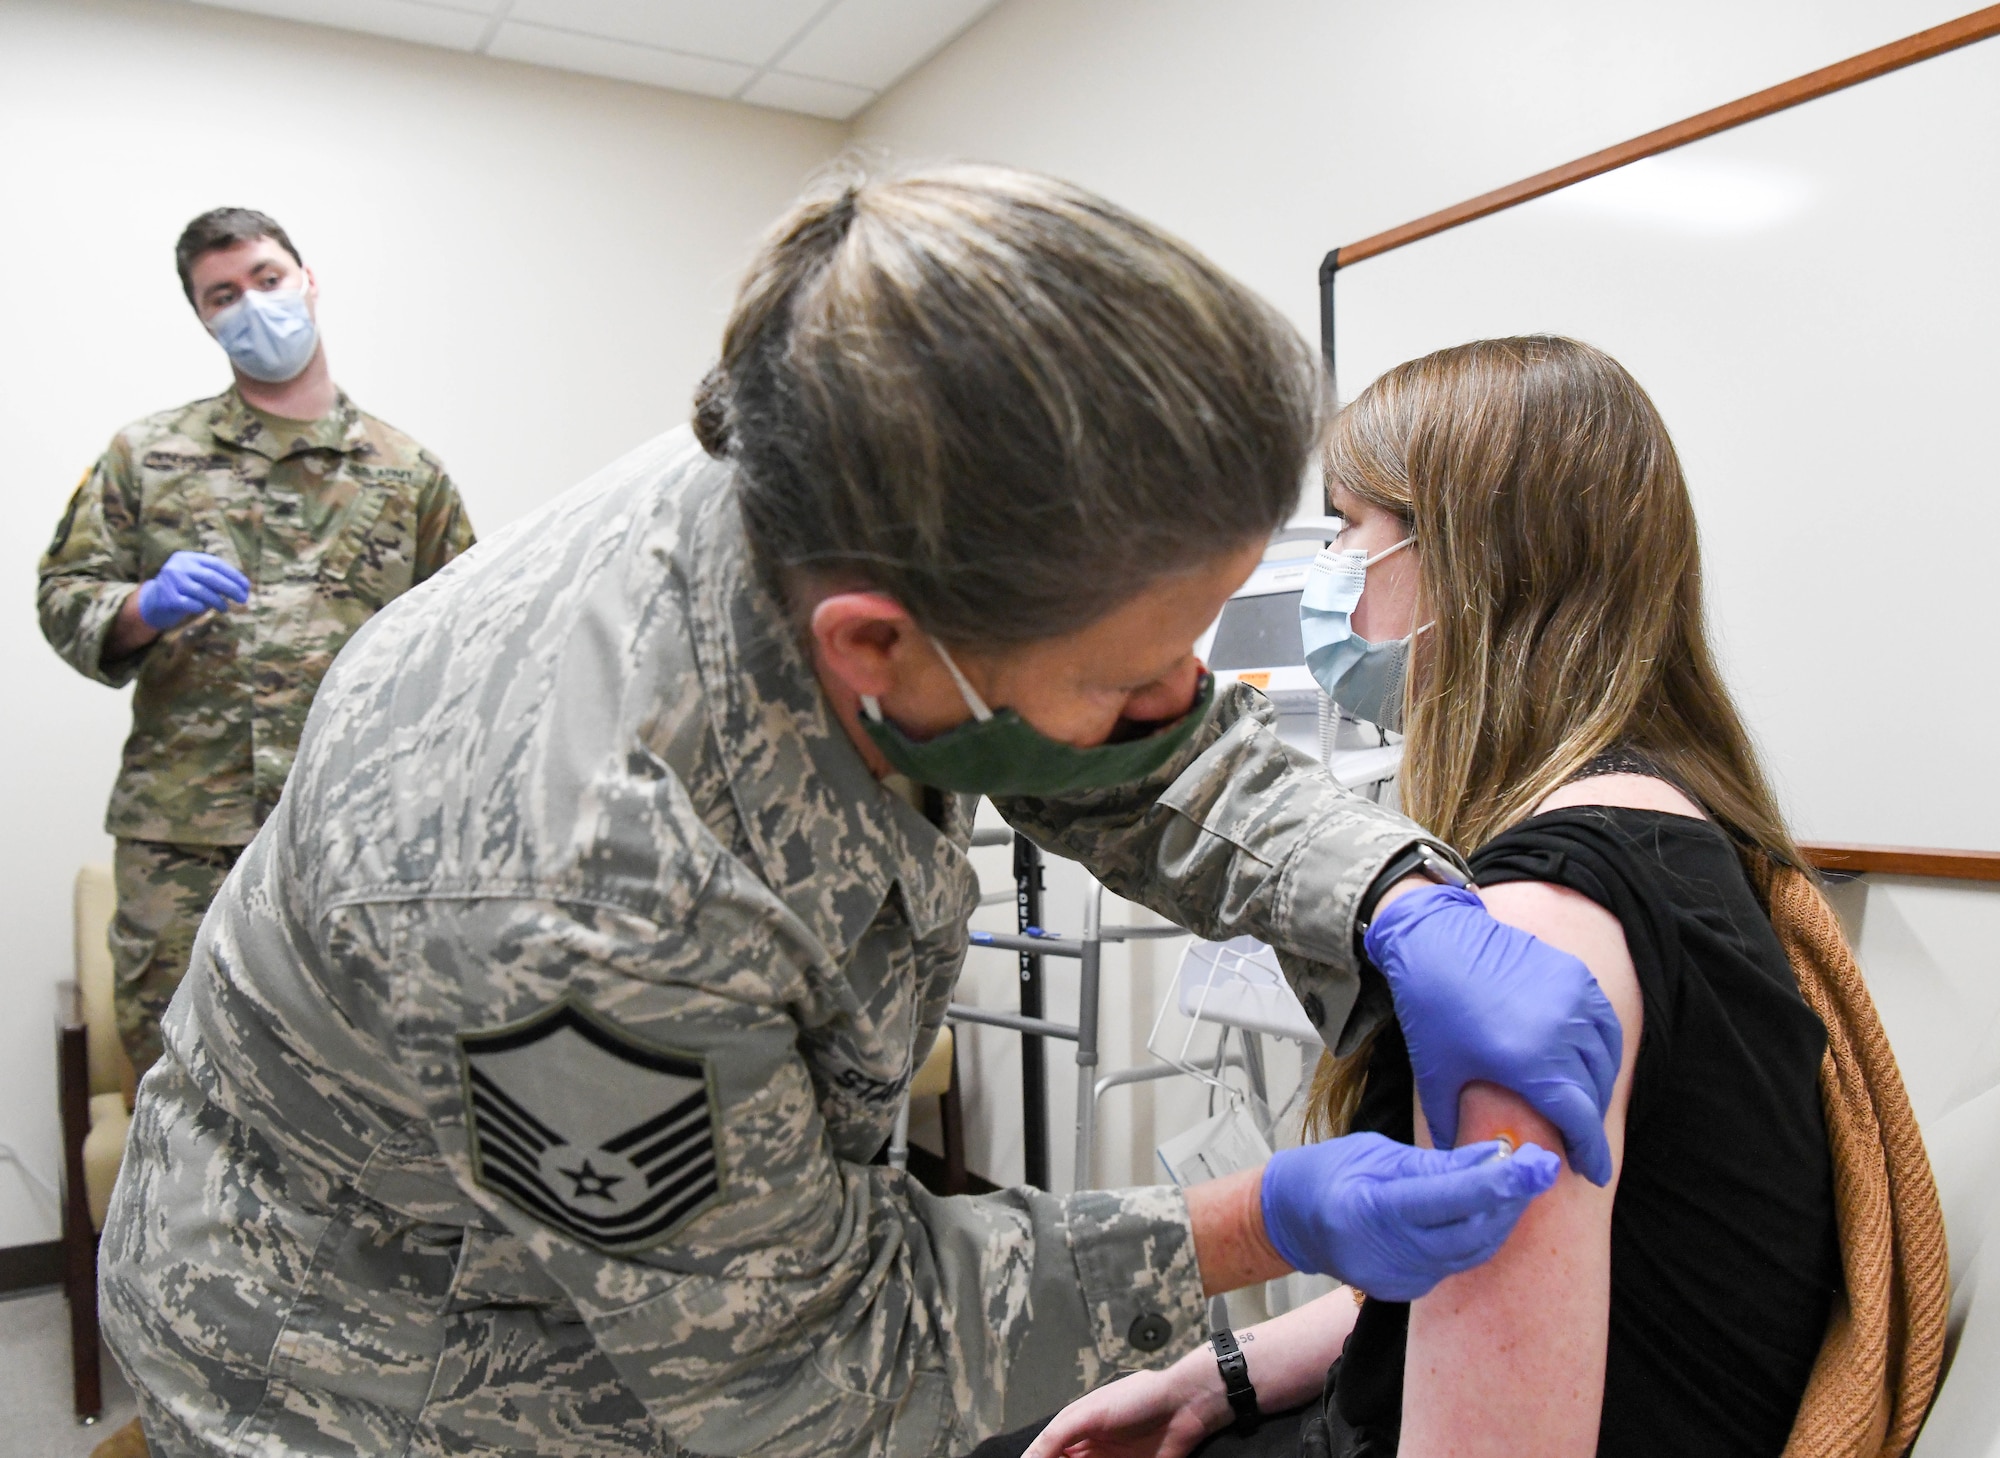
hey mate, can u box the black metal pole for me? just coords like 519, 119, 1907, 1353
1318, 248, 1341, 402
1013, 833, 1049, 1189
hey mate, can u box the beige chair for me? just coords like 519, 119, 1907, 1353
888, 1026, 970, 1194
56, 863, 134, 1423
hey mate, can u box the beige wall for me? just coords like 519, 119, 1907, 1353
857, 0, 1976, 346
862, 0, 1999, 1195
0, 0, 842, 1246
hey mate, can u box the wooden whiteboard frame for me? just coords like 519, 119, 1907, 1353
1800, 845, 2000, 883
1317, 5, 2000, 882
1324, 5, 2000, 277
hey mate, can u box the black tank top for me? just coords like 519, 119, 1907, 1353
1333, 806, 1841, 1457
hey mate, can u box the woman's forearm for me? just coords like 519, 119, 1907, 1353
1233, 1289, 1362, 1413
1022, 1288, 1362, 1457
1153, 1288, 1362, 1434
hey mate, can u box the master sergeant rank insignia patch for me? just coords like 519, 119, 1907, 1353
458, 999, 722, 1254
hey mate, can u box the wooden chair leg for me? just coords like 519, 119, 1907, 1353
56, 981, 103, 1421
940, 1044, 969, 1196
65, 1233, 102, 1422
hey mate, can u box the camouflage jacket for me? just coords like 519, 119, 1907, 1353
101, 430, 1448, 1457
36, 387, 474, 845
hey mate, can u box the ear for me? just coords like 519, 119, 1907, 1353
809, 592, 918, 700
302, 265, 319, 309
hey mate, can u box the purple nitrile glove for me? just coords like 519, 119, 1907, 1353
1261, 1132, 1560, 1301
1365, 883, 1622, 1186
137, 551, 250, 631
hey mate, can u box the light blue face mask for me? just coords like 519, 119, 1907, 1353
206, 286, 318, 383
1298, 535, 1418, 731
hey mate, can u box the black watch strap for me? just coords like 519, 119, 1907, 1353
1209, 1329, 1260, 1436
1356, 842, 1471, 934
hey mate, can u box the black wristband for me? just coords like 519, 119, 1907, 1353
1355, 842, 1471, 936
1209, 1329, 1260, 1436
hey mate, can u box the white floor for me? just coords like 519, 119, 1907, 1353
0, 1287, 140, 1458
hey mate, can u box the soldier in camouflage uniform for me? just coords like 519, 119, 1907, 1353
38, 207, 473, 1075
100, 170, 1614, 1457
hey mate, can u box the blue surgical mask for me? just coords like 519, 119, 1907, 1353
1299, 536, 1419, 731
206, 287, 318, 383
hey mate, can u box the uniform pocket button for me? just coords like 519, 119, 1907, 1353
1127, 1311, 1172, 1352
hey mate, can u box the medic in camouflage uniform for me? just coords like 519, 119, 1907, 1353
100, 170, 1616, 1457
103, 434, 1437, 1455
37, 208, 473, 1075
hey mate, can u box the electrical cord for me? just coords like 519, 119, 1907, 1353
0, 1142, 60, 1203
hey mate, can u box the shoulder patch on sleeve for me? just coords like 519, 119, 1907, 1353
47, 470, 92, 557
458, 998, 722, 1254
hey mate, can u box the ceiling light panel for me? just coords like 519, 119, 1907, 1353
780, 0, 1000, 90
503, 0, 832, 66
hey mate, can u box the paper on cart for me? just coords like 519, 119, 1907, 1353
1157, 1101, 1275, 1188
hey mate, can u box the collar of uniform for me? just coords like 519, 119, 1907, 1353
209, 386, 365, 460
680, 465, 979, 958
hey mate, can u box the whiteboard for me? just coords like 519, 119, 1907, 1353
1333, 37, 2000, 852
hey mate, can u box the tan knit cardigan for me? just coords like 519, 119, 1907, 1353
1753, 860, 1951, 1458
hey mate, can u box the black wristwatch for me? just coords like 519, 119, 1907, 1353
1209, 1329, 1260, 1436
1356, 842, 1471, 936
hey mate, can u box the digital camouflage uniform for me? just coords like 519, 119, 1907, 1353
99, 429, 1451, 1457
37, 387, 475, 1071
107, 840, 244, 1073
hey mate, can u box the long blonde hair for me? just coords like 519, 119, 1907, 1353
1306, 336, 1804, 1138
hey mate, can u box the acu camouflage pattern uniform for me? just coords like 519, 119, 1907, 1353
37, 387, 475, 1071
100, 429, 1453, 1457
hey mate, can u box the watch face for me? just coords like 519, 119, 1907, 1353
1416, 845, 1470, 888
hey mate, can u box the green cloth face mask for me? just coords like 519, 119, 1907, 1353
859, 638, 1214, 797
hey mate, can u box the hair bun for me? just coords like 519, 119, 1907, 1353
692, 363, 733, 457
823, 184, 859, 237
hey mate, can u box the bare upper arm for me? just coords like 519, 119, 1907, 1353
1396, 799, 1653, 1458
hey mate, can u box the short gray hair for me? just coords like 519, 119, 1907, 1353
696, 162, 1322, 647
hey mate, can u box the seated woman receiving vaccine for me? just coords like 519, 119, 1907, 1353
1016, 336, 1855, 1458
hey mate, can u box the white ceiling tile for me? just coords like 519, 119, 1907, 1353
503, 0, 830, 66
740, 70, 875, 121
184, 0, 978, 119
189, 0, 494, 50
779, 0, 999, 89
485, 21, 756, 97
